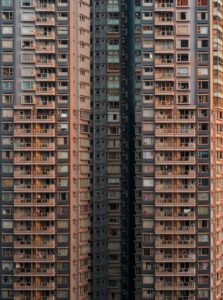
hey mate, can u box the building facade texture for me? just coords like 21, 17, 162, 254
0, 0, 222, 300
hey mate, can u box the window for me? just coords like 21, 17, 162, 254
2, 0, 13, 7
198, 67, 208, 76
198, 25, 208, 35
176, 25, 189, 35
177, 39, 189, 48
21, 0, 34, 7
143, 178, 154, 187
198, 0, 208, 6
2, 40, 13, 49
177, 11, 189, 21
177, 0, 189, 6
2, 26, 13, 35
177, 53, 189, 62
21, 12, 35, 21
22, 25, 35, 35
198, 39, 208, 48
177, 67, 189, 76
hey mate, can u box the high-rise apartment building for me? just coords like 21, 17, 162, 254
1, 0, 223, 300
0, 0, 91, 299
92, 0, 223, 300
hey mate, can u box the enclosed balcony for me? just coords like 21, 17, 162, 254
154, 1, 174, 11
36, 1, 55, 11
155, 28, 174, 39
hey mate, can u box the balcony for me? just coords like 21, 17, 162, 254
14, 254, 55, 263
155, 156, 196, 165
14, 240, 55, 249
14, 281, 55, 290
36, 59, 55, 67
155, 2, 174, 11
155, 211, 196, 221
155, 16, 174, 25
36, 100, 55, 109
14, 211, 55, 220
155, 57, 174, 67
156, 239, 196, 249
155, 267, 196, 276
14, 197, 55, 206
36, 31, 55, 40
36, 73, 55, 81
14, 170, 55, 179
155, 281, 196, 291
155, 197, 196, 207
155, 99, 174, 108
155, 29, 174, 39
155, 169, 196, 178
155, 225, 196, 235
155, 114, 195, 123
155, 128, 196, 137
35, 3, 55, 12
33, 128, 55, 136
36, 86, 55, 95
36, 17, 55, 26
36, 44, 55, 53
155, 72, 174, 81
155, 184, 196, 193
155, 142, 195, 151
14, 226, 55, 235
155, 86, 174, 95
14, 184, 55, 193
14, 114, 55, 123
14, 143, 55, 151
155, 253, 196, 262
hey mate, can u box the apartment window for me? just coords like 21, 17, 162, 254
197, 12, 208, 20
177, 0, 189, 6
177, 53, 189, 62
21, 52, 34, 62
21, 81, 34, 90
2, 11, 13, 21
198, 81, 209, 90
198, 206, 209, 216
143, 178, 154, 187
2, 40, 13, 49
58, 12, 68, 21
58, 27, 68, 35
2, 67, 13, 76
2, 0, 12, 7
198, 290, 208, 298
2, 53, 13, 63
21, 25, 35, 35
198, 151, 209, 159
143, 151, 154, 159
21, 0, 34, 7
177, 81, 189, 90
2, 26, 13, 35
198, 94, 208, 104
177, 94, 189, 104
198, 0, 208, 6
21, 11, 35, 21
177, 11, 189, 21
198, 178, 209, 187
198, 25, 208, 35
58, 220, 69, 229
176, 25, 189, 35
198, 53, 208, 62
198, 67, 208, 76
21, 66, 35, 77
57, 234, 69, 243
177, 39, 189, 48
198, 39, 208, 48
177, 67, 189, 76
